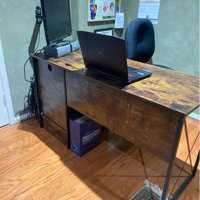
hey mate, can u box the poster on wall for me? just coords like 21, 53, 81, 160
138, 0, 160, 24
88, 0, 121, 22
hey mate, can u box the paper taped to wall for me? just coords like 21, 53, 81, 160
114, 13, 124, 28
138, 0, 160, 23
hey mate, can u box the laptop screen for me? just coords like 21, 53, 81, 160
77, 31, 128, 82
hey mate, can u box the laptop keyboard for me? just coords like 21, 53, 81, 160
128, 67, 145, 79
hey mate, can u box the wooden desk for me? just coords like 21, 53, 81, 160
32, 49, 199, 200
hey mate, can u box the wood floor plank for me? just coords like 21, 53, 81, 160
0, 117, 199, 200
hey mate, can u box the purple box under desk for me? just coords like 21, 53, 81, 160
69, 115, 101, 156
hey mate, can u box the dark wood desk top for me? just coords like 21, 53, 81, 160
33, 49, 199, 116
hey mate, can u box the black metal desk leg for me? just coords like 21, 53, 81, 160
32, 58, 43, 128
161, 116, 184, 200
171, 150, 199, 199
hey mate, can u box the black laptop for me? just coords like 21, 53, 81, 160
77, 31, 152, 84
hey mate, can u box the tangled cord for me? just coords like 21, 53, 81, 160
23, 29, 42, 122
23, 77, 38, 123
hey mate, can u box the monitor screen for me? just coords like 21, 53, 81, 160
40, 0, 72, 46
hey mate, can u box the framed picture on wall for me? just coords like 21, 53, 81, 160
94, 28, 113, 36
88, 0, 121, 22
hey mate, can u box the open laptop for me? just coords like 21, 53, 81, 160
77, 31, 152, 84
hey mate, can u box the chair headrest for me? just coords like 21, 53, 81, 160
125, 18, 155, 63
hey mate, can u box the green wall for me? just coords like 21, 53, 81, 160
0, 0, 199, 117
153, 0, 199, 75
0, 0, 46, 116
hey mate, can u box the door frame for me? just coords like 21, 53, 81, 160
0, 39, 15, 125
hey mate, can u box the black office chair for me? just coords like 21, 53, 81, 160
125, 18, 173, 70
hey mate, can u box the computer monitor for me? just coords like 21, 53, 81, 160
40, 0, 72, 46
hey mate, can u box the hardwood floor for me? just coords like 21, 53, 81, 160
0, 117, 199, 200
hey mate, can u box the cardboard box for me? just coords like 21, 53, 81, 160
70, 115, 101, 156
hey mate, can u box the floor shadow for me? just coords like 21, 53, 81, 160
17, 120, 199, 200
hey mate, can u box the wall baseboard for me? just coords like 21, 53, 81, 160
15, 113, 33, 123
189, 113, 200, 121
